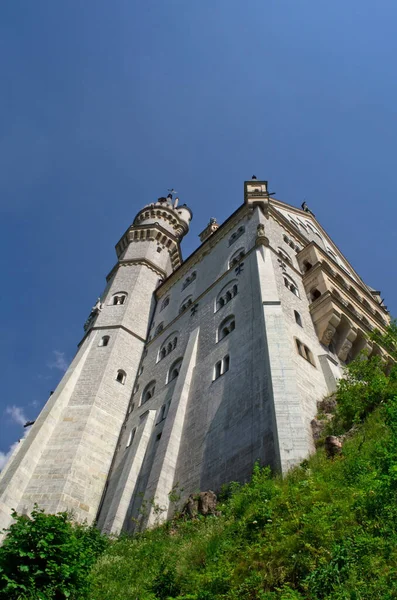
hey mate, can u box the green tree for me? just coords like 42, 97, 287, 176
0, 506, 109, 599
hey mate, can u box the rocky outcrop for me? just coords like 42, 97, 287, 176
324, 435, 343, 457
182, 491, 219, 518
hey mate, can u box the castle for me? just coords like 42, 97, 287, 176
0, 179, 391, 535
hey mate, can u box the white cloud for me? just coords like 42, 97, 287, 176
0, 430, 29, 472
47, 350, 68, 373
5, 405, 27, 427
0, 440, 19, 471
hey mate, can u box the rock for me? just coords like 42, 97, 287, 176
325, 435, 343, 458
198, 491, 218, 516
317, 395, 337, 414
182, 490, 218, 518
311, 414, 333, 442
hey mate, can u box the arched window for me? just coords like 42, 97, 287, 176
278, 248, 291, 264
155, 322, 164, 335
215, 280, 238, 312
326, 248, 338, 262
297, 218, 308, 232
283, 275, 300, 298
218, 316, 235, 342
157, 332, 178, 362
116, 370, 126, 384
295, 338, 315, 366
111, 292, 127, 306
294, 311, 302, 327
126, 428, 136, 448
167, 357, 183, 383
229, 247, 245, 269
179, 296, 193, 314
182, 271, 197, 290
141, 380, 156, 405
160, 296, 170, 311
228, 226, 245, 247
99, 335, 110, 347
302, 260, 313, 273
213, 355, 230, 380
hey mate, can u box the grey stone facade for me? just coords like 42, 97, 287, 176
0, 183, 390, 536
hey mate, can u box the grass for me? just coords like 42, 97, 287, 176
88, 352, 397, 600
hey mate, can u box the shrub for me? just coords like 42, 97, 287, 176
0, 506, 109, 599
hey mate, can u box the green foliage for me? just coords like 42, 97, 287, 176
87, 323, 397, 599
6, 325, 397, 599
0, 506, 109, 599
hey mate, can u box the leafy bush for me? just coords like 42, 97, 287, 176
0, 506, 109, 599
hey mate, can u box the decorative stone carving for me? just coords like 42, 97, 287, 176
338, 340, 352, 362
255, 223, 269, 247
321, 326, 336, 345
83, 298, 102, 332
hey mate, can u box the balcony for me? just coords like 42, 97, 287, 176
296, 243, 390, 363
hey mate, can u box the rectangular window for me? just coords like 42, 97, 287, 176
214, 360, 222, 380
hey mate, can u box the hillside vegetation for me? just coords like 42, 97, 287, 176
88, 326, 397, 600
1, 325, 397, 600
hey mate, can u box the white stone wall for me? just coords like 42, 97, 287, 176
0, 226, 175, 533
97, 205, 345, 533
1, 195, 351, 537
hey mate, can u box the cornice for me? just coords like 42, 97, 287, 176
134, 204, 188, 236
106, 258, 167, 283
303, 260, 388, 330
300, 242, 389, 318
78, 323, 147, 348
115, 222, 183, 269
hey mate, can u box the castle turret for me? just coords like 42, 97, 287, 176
0, 194, 192, 534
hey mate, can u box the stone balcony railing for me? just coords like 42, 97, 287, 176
296, 243, 391, 363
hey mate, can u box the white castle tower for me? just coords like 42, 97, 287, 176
0, 179, 391, 535
0, 193, 192, 534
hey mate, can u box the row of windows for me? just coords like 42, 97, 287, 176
124, 333, 317, 451
283, 234, 300, 252
139, 357, 183, 403
288, 215, 322, 240
229, 225, 245, 246
155, 282, 239, 339
159, 245, 245, 315
123, 332, 317, 439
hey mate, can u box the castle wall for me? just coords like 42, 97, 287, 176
3, 187, 369, 538
98, 205, 343, 533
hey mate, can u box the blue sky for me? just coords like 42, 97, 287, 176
1, 0, 396, 464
